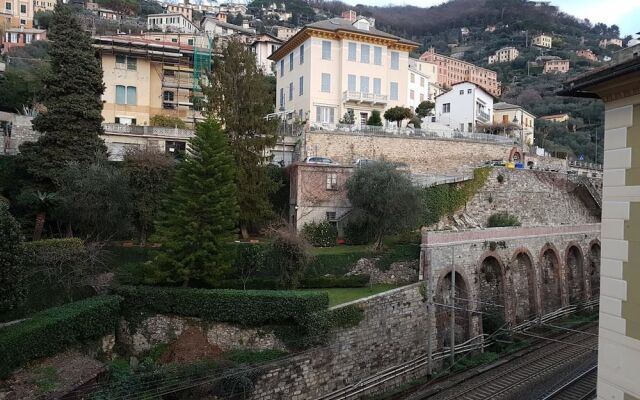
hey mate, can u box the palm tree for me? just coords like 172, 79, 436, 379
33, 191, 56, 241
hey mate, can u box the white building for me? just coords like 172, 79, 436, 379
268, 15, 418, 127
407, 58, 438, 110
147, 13, 198, 34
434, 82, 494, 133
488, 46, 519, 64
201, 14, 255, 43
532, 34, 552, 48
251, 33, 283, 75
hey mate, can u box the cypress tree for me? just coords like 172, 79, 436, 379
147, 120, 238, 286
0, 203, 25, 314
19, 4, 107, 185
203, 39, 278, 238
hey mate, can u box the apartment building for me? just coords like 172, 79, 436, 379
532, 34, 552, 48
272, 25, 300, 41
419, 47, 501, 96
162, 2, 192, 21
201, 14, 255, 43
147, 13, 198, 34
93, 35, 211, 128
539, 113, 570, 123
599, 38, 623, 48
434, 81, 494, 133
143, 31, 211, 48
576, 48, 598, 62
2, 0, 33, 28
558, 43, 640, 400
488, 46, 519, 64
268, 15, 418, 127
543, 59, 569, 74
251, 33, 282, 75
96, 8, 125, 21
492, 102, 535, 145
32, 0, 55, 13
407, 58, 438, 110
2, 26, 45, 54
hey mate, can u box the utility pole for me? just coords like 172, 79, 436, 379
450, 246, 456, 366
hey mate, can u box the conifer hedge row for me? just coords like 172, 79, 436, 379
0, 295, 122, 377
115, 285, 329, 326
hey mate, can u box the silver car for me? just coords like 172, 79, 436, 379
304, 156, 337, 165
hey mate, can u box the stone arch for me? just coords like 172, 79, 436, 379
509, 147, 523, 163
539, 244, 562, 314
435, 270, 472, 349
588, 240, 601, 299
510, 248, 538, 322
477, 253, 508, 332
564, 243, 586, 304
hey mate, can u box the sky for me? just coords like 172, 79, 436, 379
340, 0, 640, 36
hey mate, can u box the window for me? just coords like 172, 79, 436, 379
420, 77, 425, 87
25, 33, 32, 43
280, 60, 284, 77
373, 78, 381, 95
300, 44, 304, 64
348, 42, 356, 61
410, 89, 415, 100
360, 44, 370, 63
115, 54, 125, 66
460, 123, 464, 131
126, 86, 137, 105
467, 88, 472, 94
279, 88, 284, 109
188, 38, 193, 45
127, 57, 137, 70
348, 74, 356, 92
459, 90, 464, 95
115, 85, 126, 105
390, 51, 399, 70
326, 211, 337, 221
5, 2, 10, 10
420, 93, 424, 102
410, 73, 415, 83
468, 123, 473, 132
316, 106, 335, 123
442, 103, 450, 113
360, 76, 369, 93
502, 115, 508, 124
289, 82, 293, 101
162, 91, 175, 109
322, 40, 331, 60
321, 73, 330, 93
289, 52, 294, 71
389, 82, 399, 101
326, 173, 337, 190
299, 76, 304, 96
20, 4, 25, 13
373, 46, 382, 65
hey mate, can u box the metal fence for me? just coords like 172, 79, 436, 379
309, 123, 516, 145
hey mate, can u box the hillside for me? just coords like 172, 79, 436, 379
272, 0, 628, 163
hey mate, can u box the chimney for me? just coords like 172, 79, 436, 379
341, 10, 357, 22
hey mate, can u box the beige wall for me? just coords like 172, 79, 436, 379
493, 108, 535, 145
3, 0, 33, 28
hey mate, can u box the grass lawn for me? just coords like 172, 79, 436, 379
311, 284, 400, 307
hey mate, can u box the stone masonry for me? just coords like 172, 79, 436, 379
248, 284, 430, 400
421, 224, 601, 343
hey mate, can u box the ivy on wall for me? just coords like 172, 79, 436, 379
421, 167, 491, 226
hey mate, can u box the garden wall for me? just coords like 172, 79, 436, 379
248, 283, 429, 400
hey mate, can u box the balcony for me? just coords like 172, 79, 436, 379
342, 91, 388, 105
102, 123, 194, 139
476, 109, 490, 122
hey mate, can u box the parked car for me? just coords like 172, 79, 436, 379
304, 156, 337, 165
353, 158, 376, 167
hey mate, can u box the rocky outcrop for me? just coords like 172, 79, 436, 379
347, 258, 418, 284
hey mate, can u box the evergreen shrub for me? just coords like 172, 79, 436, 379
301, 221, 337, 247
487, 212, 521, 227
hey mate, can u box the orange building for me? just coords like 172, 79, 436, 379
419, 47, 501, 96
543, 59, 569, 74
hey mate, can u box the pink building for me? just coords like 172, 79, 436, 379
419, 47, 502, 96
543, 59, 570, 74
2, 27, 46, 54
576, 49, 597, 62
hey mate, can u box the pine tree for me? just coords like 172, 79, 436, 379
0, 203, 25, 314
203, 39, 278, 238
19, 4, 107, 185
147, 120, 238, 286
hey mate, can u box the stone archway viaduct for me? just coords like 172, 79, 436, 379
421, 224, 601, 347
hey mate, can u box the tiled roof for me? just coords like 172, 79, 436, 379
305, 18, 418, 46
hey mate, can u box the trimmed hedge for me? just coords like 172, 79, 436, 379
299, 275, 370, 289
0, 295, 122, 378
115, 285, 329, 326
301, 221, 337, 247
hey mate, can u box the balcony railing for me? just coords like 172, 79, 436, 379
476, 109, 490, 122
342, 91, 388, 104
103, 123, 194, 139
309, 123, 515, 144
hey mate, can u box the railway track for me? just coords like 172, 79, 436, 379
408, 325, 598, 400
538, 364, 597, 400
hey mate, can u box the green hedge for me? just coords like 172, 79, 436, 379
115, 285, 329, 326
0, 295, 122, 378
209, 275, 370, 290
306, 250, 371, 277
487, 212, 521, 227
